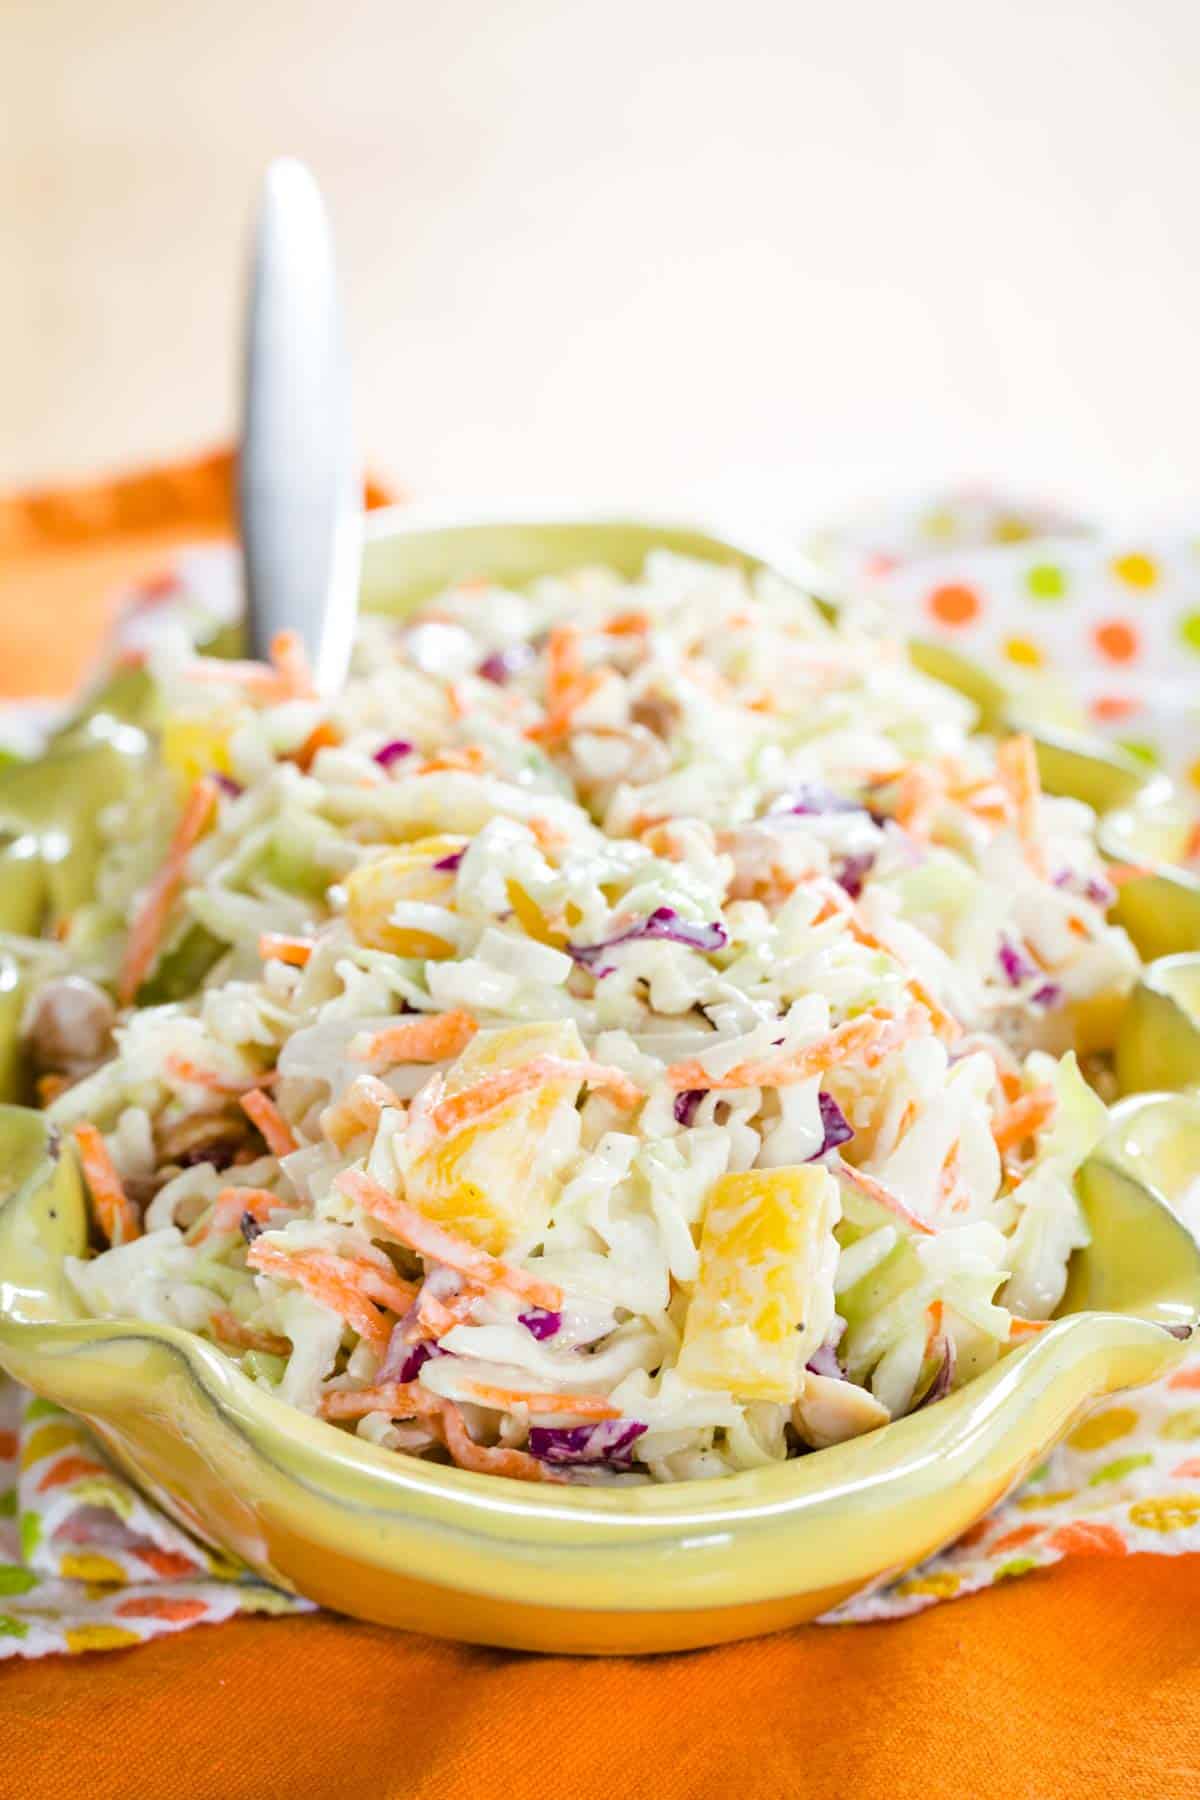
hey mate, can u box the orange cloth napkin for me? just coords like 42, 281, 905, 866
2, 454, 1199, 1798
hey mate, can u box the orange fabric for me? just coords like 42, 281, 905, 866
3, 1560, 1199, 1799
2, 453, 1199, 1798
0, 449, 394, 698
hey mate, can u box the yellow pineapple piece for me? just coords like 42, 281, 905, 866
344, 836, 467, 958
161, 713, 234, 792
677, 1166, 841, 1402
401, 1020, 586, 1254
505, 878, 565, 948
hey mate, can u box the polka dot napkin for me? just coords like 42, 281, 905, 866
4, 496, 1200, 1657
809, 487, 1200, 804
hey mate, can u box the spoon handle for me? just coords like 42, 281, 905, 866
238, 158, 360, 697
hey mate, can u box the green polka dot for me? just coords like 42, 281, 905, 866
1025, 563, 1067, 602
23, 1397, 62, 1423
0, 1613, 29, 1639
1160, 1408, 1200, 1441
1180, 612, 1200, 653
1088, 1452, 1154, 1485
1116, 740, 1161, 768
19, 1511, 41, 1560
0, 1488, 15, 1518
994, 1555, 1040, 1580
0, 1563, 38, 1597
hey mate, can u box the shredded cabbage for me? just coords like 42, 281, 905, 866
41, 550, 1139, 1485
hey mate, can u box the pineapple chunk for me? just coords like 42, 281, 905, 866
505, 878, 565, 948
400, 1020, 585, 1254
677, 1166, 841, 1403
344, 836, 467, 958
161, 713, 234, 792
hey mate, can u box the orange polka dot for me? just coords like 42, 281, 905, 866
954, 1517, 993, 1550
115, 1596, 210, 1624
927, 583, 982, 628
1091, 694, 1140, 723
37, 1454, 107, 1492
1044, 1520, 1128, 1557
987, 1522, 1043, 1554
1093, 619, 1139, 663
131, 1546, 202, 1579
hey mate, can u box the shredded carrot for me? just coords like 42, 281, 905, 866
666, 1008, 924, 1093
118, 777, 218, 1004
891, 765, 944, 839
164, 1054, 276, 1094
952, 776, 1012, 825
73, 1123, 140, 1247
179, 632, 314, 702
1009, 1316, 1053, 1341
351, 1010, 478, 1066
996, 734, 1046, 877
288, 718, 341, 771
545, 625, 584, 707
246, 1242, 416, 1354
525, 670, 606, 744
191, 1186, 281, 1245
419, 744, 491, 775
412, 1289, 479, 1339
258, 932, 315, 967
337, 1170, 564, 1312
992, 1085, 1057, 1155
320, 1075, 398, 1150
528, 815, 569, 856
425, 1055, 641, 1137
604, 610, 651, 636
36, 1073, 70, 1106
209, 1309, 291, 1356
446, 680, 470, 720
1105, 861, 1152, 887
455, 1382, 621, 1419
438, 1399, 558, 1483
896, 1099, 919, 1141
240, 1088, 298, 1158
938, 1142, 966, 1211
813, 880, 962, 1043
832, 1157, 938, 1236
924, 1299, 945, 1355
269, 629, 317, 700
318, 1382, 439, 1422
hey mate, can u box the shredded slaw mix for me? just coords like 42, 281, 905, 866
27, 552, 1140, 1484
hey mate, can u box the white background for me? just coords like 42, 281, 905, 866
3, 0, 1198, 532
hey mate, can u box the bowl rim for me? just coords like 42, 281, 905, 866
1, 503, 1198, 1583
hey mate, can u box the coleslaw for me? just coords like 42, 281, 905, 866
26, 550, 1139, 1484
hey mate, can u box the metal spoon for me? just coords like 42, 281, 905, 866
238, 157, 360, 697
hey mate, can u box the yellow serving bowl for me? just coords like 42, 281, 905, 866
1, 505, 1199, 1655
